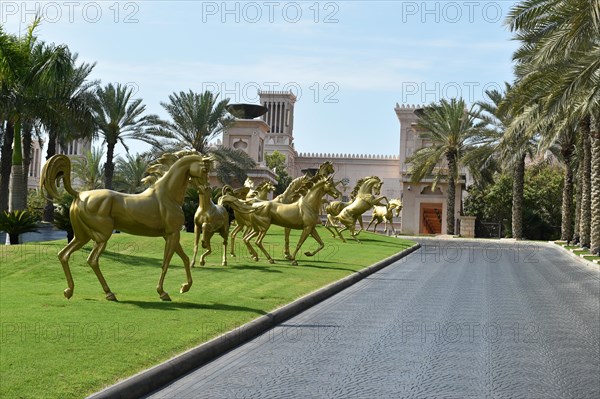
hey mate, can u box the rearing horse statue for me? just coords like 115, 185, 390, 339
40, 152, 208, 301
331, 176, 388, 242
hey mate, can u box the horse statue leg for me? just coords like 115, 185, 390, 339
229, 223, 244, 257
367, 216, 376, 232
242, 228, 260, 261
325, 214, 339, 238
172, 240, 192, 294
284, 228, 293, 260
191, 223, 201, 267
288, 226, 313, 265
87, 240, 117, 301
304, 228, 325, 257
157, 232, 182, 301
199, 223, 214, 266
219, 225, 229, 266
253, 229, 275, 264
57, 236, 89, 299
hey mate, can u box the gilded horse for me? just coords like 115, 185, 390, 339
40, 153, 209, 301
190, 159, 257, 267
222, 175, 341, 265
228, 181, 275, 257
324, 178, 369, 237
331, 176, 388, 242
367, 198, 402, 235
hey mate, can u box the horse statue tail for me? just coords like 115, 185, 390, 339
220, 194, 261, 214
40, 154, 79, 199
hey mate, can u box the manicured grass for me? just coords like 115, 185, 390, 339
0, 226, 414, 399
554, 242, 599, 263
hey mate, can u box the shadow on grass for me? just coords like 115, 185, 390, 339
120, 300, 267, 314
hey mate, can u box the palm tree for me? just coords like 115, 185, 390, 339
93, 83, 149, 190
71, 147, 104, 190
113, 152, 152, 193
407, 98, 485, 234
38, 55, 96, 221
475, 83, 538, 240
138, 90, 256, 184
505, 0, 600, 253
0, 19, 71, 211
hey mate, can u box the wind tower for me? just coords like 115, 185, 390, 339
259, 91, 297, 172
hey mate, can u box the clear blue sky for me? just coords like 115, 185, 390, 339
1, 0, 519, 157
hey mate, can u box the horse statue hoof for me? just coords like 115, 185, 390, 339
268, 259, 275, 264
252, 256, 259, 262
64, 288, 73, 299
291, 260, 298, 266
200, 261, 205, 266
284, 254, 293, 260
180, 283, 191, 294
106, 292, 118, 301
222, 261, 227, 266
160, 292, 172, 301
304, 251, 314, 257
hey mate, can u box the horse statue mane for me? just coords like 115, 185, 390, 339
142, 150, 210, 186
349, 176, 381, 199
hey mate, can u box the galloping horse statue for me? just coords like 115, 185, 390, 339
222, 175, 341, 265
40, 152, 209, 301
367, 198, 402, 235
190, 159, 257, 267
330, 176, 388, 242
228, 181, 275, 257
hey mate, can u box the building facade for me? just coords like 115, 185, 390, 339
221, 91, 465, 235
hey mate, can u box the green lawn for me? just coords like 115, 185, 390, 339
0, 226, 414, 399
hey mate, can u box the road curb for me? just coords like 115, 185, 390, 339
86, 243, 421, 399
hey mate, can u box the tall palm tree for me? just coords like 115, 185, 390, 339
71, 147, 104, 190
475, 83, 538, 240
0, 19, 71, 211
39, 54, 97, 221
113, 152, 152, 193
407, 98, 485, 234
506, 0, 600, 253
93, 83, 149, 190
139, 90, 256, 184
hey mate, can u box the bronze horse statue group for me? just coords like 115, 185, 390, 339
41, 151, 396, 301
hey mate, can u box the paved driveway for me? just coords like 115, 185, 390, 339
145, 240, 599, 398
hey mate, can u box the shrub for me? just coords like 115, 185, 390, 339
0, 210, 40, 245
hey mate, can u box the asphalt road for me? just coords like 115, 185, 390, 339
145, 240, 600, 399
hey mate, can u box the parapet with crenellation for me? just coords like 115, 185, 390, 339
297, 152, 399, 160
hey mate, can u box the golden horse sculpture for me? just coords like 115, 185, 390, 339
222, 175, 342, 265
367, 198, 402, 235
40, 152, 210, 301
190, 159, 258, 267
330, 176, 388, 242
228, 181, 275, 257
324, 178, 370, 237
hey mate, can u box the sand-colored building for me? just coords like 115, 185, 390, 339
222, 91, 466, 235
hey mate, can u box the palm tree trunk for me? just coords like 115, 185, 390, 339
9, 119, 27, 211
561, 145, 574, 242
589, 115, 600, 255
21, 121, 33, 207
43, 129, 58, 222
104, 141, 115, 190
573, 129, 583, 244
446, 152, 456, 235
512, 153, 526, 240
0, 121, 14, 212
579, 116, 591, 248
